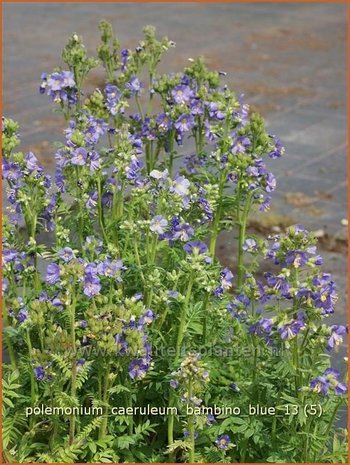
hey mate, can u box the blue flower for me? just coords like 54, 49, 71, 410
46, 263, 60, 284
243, 238, 258, 253
71, 147, 87, 166
172, 175, 191, 197
268, 135, 285, 159
171, 85, 193, 105
215, 434, 231, 449
174, 114, 195, 133
128, 358, 149, 380
231, 135, 250, 155
17, 307, 28, 323
278, 319, 304, 340
126, 76, 142, 94
34, 366, 46, 381
327, 325, 347, 351
83, 273, 101, 297
58, 247, 75, 263
150, 215, 168, 235
310, 368, 347, 396
183, 241, 208, 255
97, 259, 124, 279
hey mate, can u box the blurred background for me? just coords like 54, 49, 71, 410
3, 3, 348, 347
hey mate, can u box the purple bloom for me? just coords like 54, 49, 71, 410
174, 114, 195, 133
128, 358, 149, 380
207, 102, 225, 120
327, 325, 347, 351
265, 172, 276, 192
183, 241, 208, 255
243, 238, 258, 252
126, 76, 142, 94
156, 113, 173, 133
87, 151, 101, 172
220, 268, 234, 289
71, 147, 87, 166
125, 156, 143, 182
190, 98, 204, 116
206, 414, 216, 425
105, 84, 122, 115
269, 136, 285, 159
172, 223, 194, 242
25, 152, 42, 172
335, 382, 348, 395
265, 273, 291, 298
97, 259, 123, 278
17, 307, 28, 323
310, 375, 329, 395
183, 431, 198, 439
79, 320, 88, 328
47, 72, 64, 91
231, 135, 250, 155
140, 310, 155, 326
279, 319, 304, 340
46, 263, 60, 284
313, 278, 337, 314
259, 196, 271, 212
170, 379, 179, 388
61, 71, 75, 88
58, 247, 75, 263
233, 93, 249, 127
34, 366, 45, 381
150, 168, 169, 183
2, 159, 22, 182
150, 215, 168, 235
311, 368, 347, 396
215, 434, 231, 450
86, 191, 98, 210
172, 175, 191, 197
171, 85, 193, 105
115, 334, 128, 355
121, 48, 129, 71
83, 274, 101, 297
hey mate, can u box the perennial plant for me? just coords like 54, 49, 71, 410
2, 23, 348, 463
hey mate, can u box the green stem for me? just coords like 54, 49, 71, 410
99, 364, 110, 440
2, 302, 17, 369
175, 275, 194, 360
69, 289, 77, 445
97, 176, 109, 244
188, 380, 195, 463
135, 94, 144, 120
237, 192, 253, 288
201, 293, 210, 345
324, 398, 342, 440
168, 130, 175, 176
168, 275, 194, 461
134, 240, 146, 287
209, 173, 226, 256
26, 329, 36, 429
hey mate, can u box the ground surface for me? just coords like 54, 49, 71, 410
3, 3, 348, 366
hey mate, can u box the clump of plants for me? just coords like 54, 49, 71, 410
2, 22, 347, 463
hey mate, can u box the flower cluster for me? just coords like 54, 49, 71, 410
40, 70, 77, 104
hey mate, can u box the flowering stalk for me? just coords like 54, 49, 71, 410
187, 379, 195, 463
237, 190, 253, 288
68, 287, 77, 445
209, 172, 226, 256
97, 176, 108, 244
98, 363, 110, 440
2, 301, 17, 369
26, 328, 36, 429
175, 274, 194, 360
